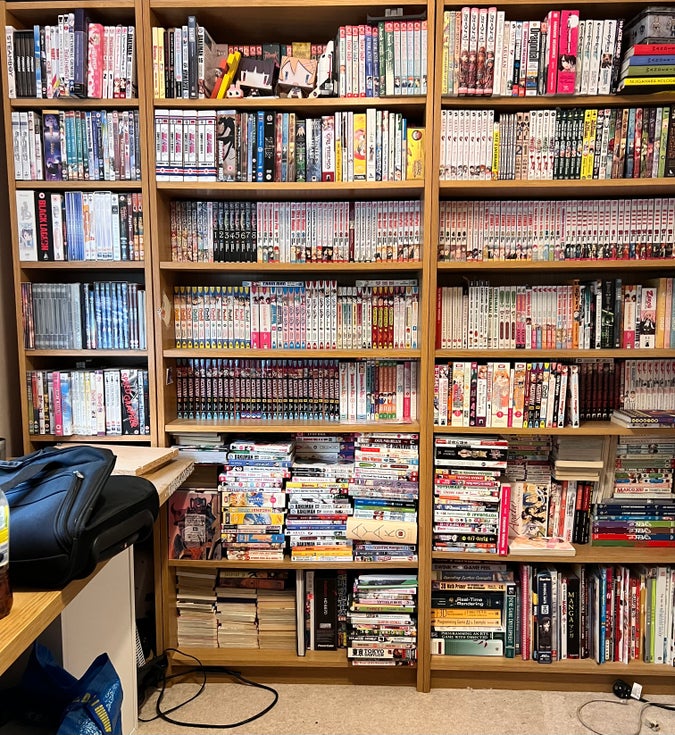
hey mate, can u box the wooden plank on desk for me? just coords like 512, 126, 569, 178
57, 444, 179, 476
143, 459, 195, 506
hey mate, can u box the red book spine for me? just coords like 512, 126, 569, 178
546, 11, 560, 95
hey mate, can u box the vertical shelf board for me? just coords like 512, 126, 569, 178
1, 1, 33, 453
135, 0, 159, 448
410, 0, 438, 695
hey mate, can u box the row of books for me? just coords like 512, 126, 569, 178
12, 110, 142, 182
154, 109, 424, 182
21, 281, 147, 351
152, 14, 428, 100
435, 278, 674, 352
26, 367, 151, 436
151, 21, 330, 100
169, 199, 422, 264
520, 563, 675, 663
5, 17, 137, 99
172, 280, 419, 351
430, 560, 675, 662
438, 197, 675, 262
439, 106, 675, 182
436, 358, 675, 428
173, 358, 418, 423
441, 10, 624, 98
15, 190, 144, 263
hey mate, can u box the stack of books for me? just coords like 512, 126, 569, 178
611, 408, 675, 428
286, 467, 353, 563
550, 436, 606, 482
256, 589, 297, 650
176, 569, 218, 648
214, 586, 258, 648
347, 574, 417, 666
618, 8, 675, 92
430, 562, 516, 657
592, 436, 675, 546
347, 433, 419, 562
432, 435, 510, 555
219, 439, 292, 560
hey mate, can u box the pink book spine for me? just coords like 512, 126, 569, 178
497, 482, 511, 556
52, 371, 63, 436
546, 11, 560, 95
556, 10, 579, 95
87, 23, 104, 98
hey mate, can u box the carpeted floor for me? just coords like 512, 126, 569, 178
136, 681, 675, 734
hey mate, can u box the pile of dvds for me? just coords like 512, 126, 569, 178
347, 574, 418, 666
348, 433, 419, 562
176, 569, 218, 648
433, 435, 510, 554
219, 438, 293, 561
286, 435, 354, 562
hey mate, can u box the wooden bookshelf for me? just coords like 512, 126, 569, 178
4, 0, 675, 699
0, 0, 158, 453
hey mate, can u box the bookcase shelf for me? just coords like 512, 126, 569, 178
441, 92, 675, 109
435, 349, 675, 359
19, 261, 146, 271
29, 434, 152, 443
164, 348, 423, 359
168, 558, 420, 570
10, 98, 140, 109
1, 0, 158, 454
165, 419, 422, 434
433, 422, 675, 436
156, 180, 427, 199
438, 179, 675, 196
160, 261, 423, 273
6, 0, 675, 698
14, 180, 144, 190
437, 260, 675, 272
157, 97, 427, 111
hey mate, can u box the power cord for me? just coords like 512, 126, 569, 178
137, 648, 279, 729
576, 680, 675, 735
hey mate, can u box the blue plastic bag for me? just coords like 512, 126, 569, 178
17, 643, 123, 735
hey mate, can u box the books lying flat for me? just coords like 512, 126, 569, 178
611, 409, 675, 427
508, 536, 576, 556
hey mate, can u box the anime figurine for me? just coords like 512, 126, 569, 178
237, 57, 276, 95
276, 55, 317, 97
309, 40, 336, 97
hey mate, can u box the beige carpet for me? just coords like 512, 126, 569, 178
136, 682, 675, 734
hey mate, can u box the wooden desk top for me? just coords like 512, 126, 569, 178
0, 456, 194, 677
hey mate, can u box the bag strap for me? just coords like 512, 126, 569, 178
0, 456, 57, 497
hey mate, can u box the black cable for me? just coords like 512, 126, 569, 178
138, 648, 279, 729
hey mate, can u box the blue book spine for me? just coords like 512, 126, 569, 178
60, 373, 73, 435
256, 110, 265, 183
121, 281, 130, 348
625, 108, 636, 178
365, 29, 373, 97
33, 25, 42, 98
627, 55, 675, 66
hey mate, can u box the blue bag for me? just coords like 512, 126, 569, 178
15, 643, 123, 735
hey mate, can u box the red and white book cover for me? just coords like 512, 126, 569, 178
87, 23, 104, 98
546, 10, 560, 94
556, 10, 579, 95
